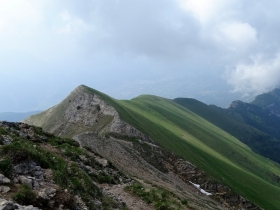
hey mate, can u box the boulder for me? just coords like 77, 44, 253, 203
0, 198, 40, 210
0, 174, 11, 184
18, 176, 33, 188
0, 186, 11, 194
38, 187, 57, 200
32, 180, 40, 190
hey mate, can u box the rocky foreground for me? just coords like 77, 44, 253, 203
0, 120, 262, 210
0, 121, 135, 210
0, 121, 197, 210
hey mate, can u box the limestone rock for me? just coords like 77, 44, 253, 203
95, 156, 108, 167
18, 176, 33, 188
38, 187, 57, 199
32, 179, 40, 189
0, 174, 11, 184
14, 161, 44, 180
0, 198, 40, 210
0, 186, 11, 193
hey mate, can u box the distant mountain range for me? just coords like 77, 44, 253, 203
0, 111, 41, 122
174, 88, 280, 164
23, 85, 280, 209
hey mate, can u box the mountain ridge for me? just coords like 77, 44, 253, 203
174, 89, 280, 164
24, 85, 280, 209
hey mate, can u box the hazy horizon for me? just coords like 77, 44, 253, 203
1, 0, 280, 112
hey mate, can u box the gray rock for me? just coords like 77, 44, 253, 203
93, 199, 102, 207
95, 157, 108, 167
2, 203, 16, 210
18, 176, 33, 188
24, 206, 40, 210
14, 161, 44, 180
38, 191, 49, 200
32, 170, 43, 178
0, 186, 11, 193
38, 187, 57, 199
45, 187, 56, 197
0, 174, 11, 184
2, 139, 12, 145
13, 177, 19, 183
32, 180, 39, 190
0, 198, 40, 210
14, 163, 29, 174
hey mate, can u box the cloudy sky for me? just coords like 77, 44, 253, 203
1, 0, 280, 112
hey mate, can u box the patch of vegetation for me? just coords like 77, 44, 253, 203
101, 194, 121, 210
0, 127, 8, 135
59, 143, 85, 161
96, 171, 116, 184
0, 135, 3, 145
106, 132, 138, 142
32, 126, 44, 136
66, 163, 101, 209
13, 184, 37, 205
0, 158, 13, 178
47, 135, 80, 147
181, 198, 188, 205
125, 182, 187, 210
1, 140, 55, 168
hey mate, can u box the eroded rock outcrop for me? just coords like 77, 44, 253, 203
24, 86, 152, 143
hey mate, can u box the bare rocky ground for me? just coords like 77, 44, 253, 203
76, 133, 226, 210
102, 183, 154, 210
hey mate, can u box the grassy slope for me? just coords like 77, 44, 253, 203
83, 87, 280, 209
173, 98, 280, 163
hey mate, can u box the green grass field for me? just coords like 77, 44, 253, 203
83, 86, 280, 209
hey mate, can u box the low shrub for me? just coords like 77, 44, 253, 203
0, 127, 8, 135
125, 182, 186, 210
13, 184, 36, 205
1, 141, 54, 168
0, 158, 13, 178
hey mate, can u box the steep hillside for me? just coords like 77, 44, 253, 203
173, 98, 280, 163
25, 85, 280, 209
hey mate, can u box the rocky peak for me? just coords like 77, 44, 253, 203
229, 100, 244, 109
251, 88, 280, 117
24, 85, 152, 143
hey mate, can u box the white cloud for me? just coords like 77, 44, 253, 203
54, 10, 91, 35
176, 0, 236, 24
177, 0, 222, 23
214, 21, 257, 51
0, 0, 42, 32
2, 0, 280, 111
228, 54, 280, 97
